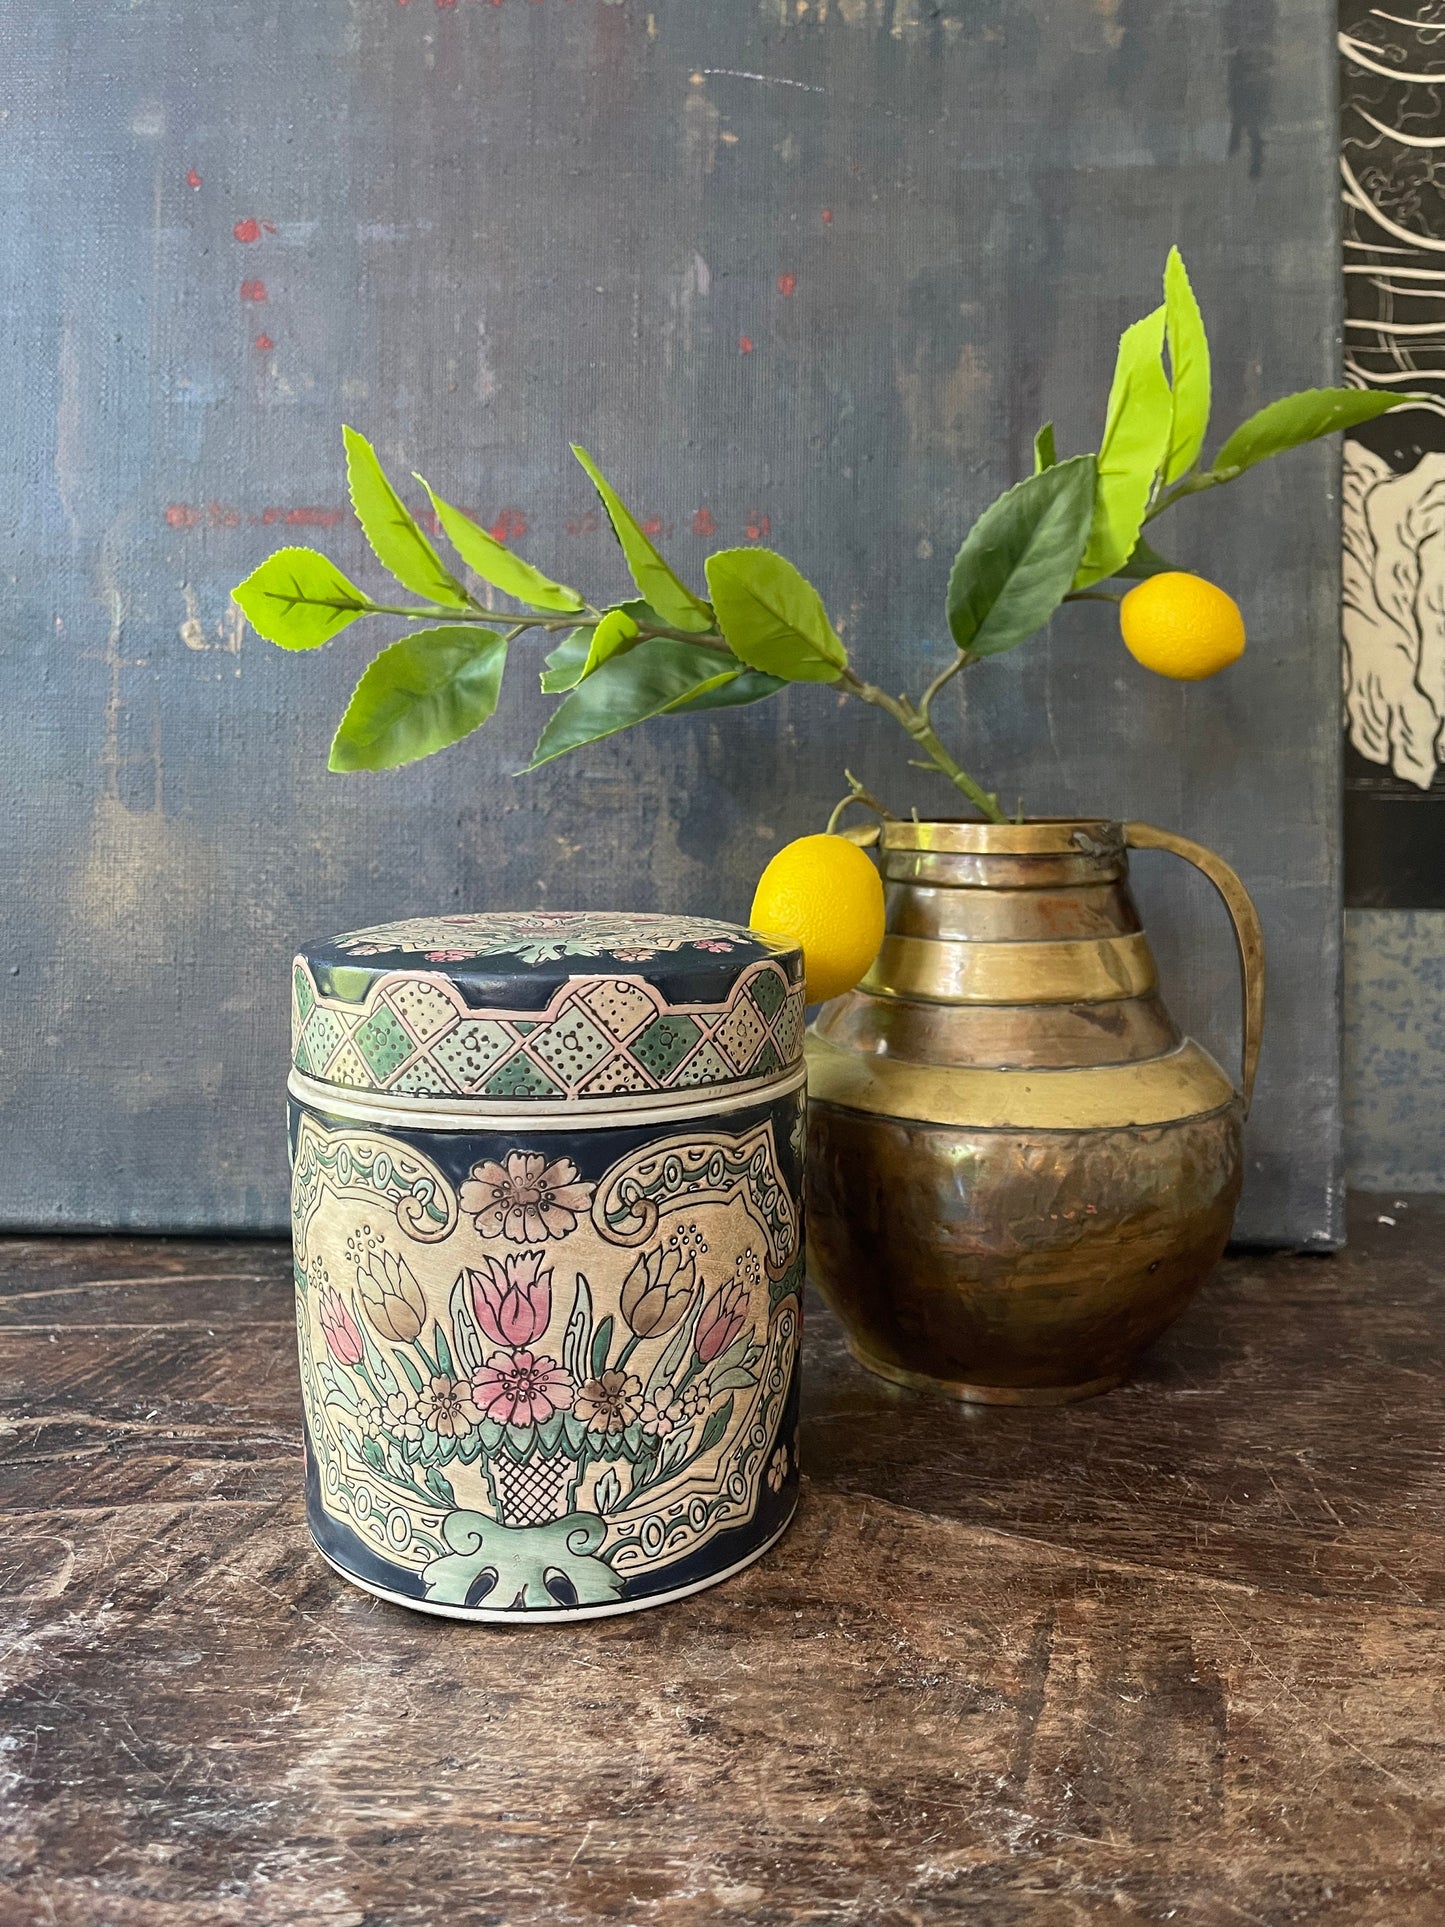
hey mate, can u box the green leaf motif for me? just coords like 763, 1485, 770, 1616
417, 477, 585, 614
589, 1315, 614, 1380
570, 445, 713, 633
704, 547, 846, 683
329, 626, 508, 772
1162, 247, 1211, 484
1033, 422, 1057, 473
527, 637, 746, 769
232, 546, 375, 651
946, 456, 1097, 658
1074, 305, 1173, 589
1212, 387, 1422, 478
343, 426, 468, 608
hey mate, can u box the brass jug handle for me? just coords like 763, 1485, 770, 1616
1124, 822, 1266, 1115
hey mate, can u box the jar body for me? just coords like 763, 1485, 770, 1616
805, 819, 1248, 1404
290, 1077, 805, 1620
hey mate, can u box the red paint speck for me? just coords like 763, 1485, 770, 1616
234, 217, 261, 244
777, 272, 796, 297
745, 511, 771, 541
164, 503, 199, 529
641, 516, 664, 538
435, 0, 457, 9
286, 506, 344, 528
691, 507, 717, 538
489, 508, 528, 543
820, 208, 833, 224
186, 169, 202, 190
254, 332, 275, 352
738, 334, 755, 354
566, 510, 600, 536
240, 278, 268, 302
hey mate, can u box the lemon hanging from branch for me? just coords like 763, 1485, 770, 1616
750, 834, 886, 1005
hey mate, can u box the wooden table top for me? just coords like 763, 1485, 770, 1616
2, 1198, 1441, 1925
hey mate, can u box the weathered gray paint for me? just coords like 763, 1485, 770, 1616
0, 0, 1341, 1241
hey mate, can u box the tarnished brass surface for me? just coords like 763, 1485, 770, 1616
807, 1101, 1243, 1401
813, 987, 1182, 1070
864, 931, 1157, 1005
806, 1033, 1236, 1131
805, 817, 1265, 1402
886, 880, 1142, 943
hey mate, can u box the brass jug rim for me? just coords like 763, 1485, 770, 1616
878, 818, 1125, 856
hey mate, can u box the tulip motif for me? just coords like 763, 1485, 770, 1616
357, 1247, 427, 1345
695, 1277, 750, 1364
620, 1241, 697, 1339
318, 1286, 365, 1366
464, 1250, 554, 1349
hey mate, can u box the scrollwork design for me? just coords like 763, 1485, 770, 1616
291, 1115, 457, 1269
591, 1123, 798, 1268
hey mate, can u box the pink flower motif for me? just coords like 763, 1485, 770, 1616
473, 1349, 573, 1427
318, 1286, 364, 1366
696, 1277, 749, 1363
463, 1251, 553, 1348
425, 948, 473, 961
612, 948, 657, 961
460, 1151, 594, 1243
693, 939, 734, 952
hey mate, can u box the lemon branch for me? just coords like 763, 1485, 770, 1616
838, 665, 1007, 825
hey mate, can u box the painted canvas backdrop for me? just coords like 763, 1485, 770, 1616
1, 0, 1341, 1242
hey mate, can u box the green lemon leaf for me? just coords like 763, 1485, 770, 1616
539, 628, 592, 694
1033, 422, 1057, 472
1115, 534, 1177, 581
668, 666, 785, 712
329, 626, 508, 772
232, 546, 377, 650
946, 456, 1097, 658
704, 547, 846, 682
526, 637, 744, 769
1163, 247, 1211, 484
582, 604, 642, 677
569, 445, 713, 633
1212, 388, 1423, 478
416, 477, 584, 613
1074, 305, 1173, 589
342, 426, 469, 608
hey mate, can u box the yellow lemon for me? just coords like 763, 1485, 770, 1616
750, 832, 886, 1005
1119, 571, 1246, 680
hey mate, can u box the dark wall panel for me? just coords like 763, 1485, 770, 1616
0, 0, 1340, 1242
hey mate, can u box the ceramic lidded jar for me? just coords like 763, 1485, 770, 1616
288, 911, 806, 1622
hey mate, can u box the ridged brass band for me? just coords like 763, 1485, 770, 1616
886, 881, 1141, 943
863, 931, 1158, 1005
877, 818, 1125, 856
881, 849, 1126, 889
812, 989, 1182, 1069
805, 1033, 1237, 1130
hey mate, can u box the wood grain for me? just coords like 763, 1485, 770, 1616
2, 1199, 1441, 1923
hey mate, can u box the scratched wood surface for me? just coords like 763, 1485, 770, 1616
2, 1195, 1441, 1924
1, 0, 1340, 1240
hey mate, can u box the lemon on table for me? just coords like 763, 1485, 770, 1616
1119, 571, 1246, 680
750, 832, 886, 1004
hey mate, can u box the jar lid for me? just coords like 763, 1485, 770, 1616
290, 911, 805, 1111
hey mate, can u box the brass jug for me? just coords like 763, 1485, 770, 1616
805, 819, 1264, 1403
